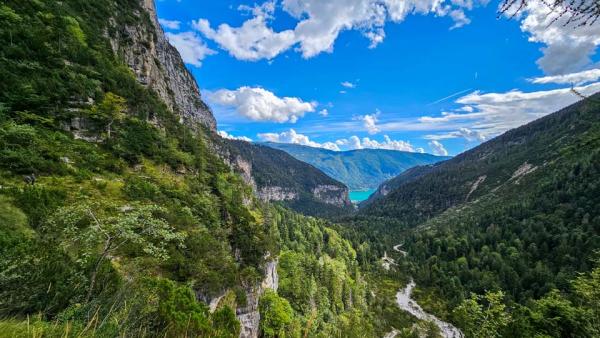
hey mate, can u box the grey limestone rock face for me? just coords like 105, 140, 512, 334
107, 0, 216, 131
312, 184, 352, 207
257, 186, 298, 202
237, 260, 279, 338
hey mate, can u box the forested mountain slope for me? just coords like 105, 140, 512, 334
362, 94, 600, 224
216, 139, 353, 218
355, 94, 600, 337
265, 142, 450, 190
0, 1, 374, 337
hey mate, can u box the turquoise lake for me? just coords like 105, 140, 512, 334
349, 189, 376, 202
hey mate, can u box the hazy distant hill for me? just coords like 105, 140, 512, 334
264, 142, 450, 190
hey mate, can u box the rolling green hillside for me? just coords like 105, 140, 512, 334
264, 142, 450, 190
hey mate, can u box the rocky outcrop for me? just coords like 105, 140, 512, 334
312, 185, 352, 207
107, 0, 216, 130
465, 175, 486, 202
510, 162, 538, 183
237, 259, 279, 338
257, 186, 298, 202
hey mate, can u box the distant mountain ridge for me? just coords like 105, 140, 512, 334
263, 142, 450, 191
214, 139, 353, 217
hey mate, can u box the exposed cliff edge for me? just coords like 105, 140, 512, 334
237, 259, 279, 338
312, 184, 352, 208
107, 0, 216, 130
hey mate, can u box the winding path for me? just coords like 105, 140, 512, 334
384, 244, 463, 338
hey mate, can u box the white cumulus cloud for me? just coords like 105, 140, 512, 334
193, 17, 296, 61
335, 135, 418, 152
509, 0, 600, 75
341, 81, 356, 88
418, 81, 600, 139
355, 112, 381, 134
258, 130, 425, 153
425, 127, 486, 141
429, 140, 448, 156
206, 87, 316, 123
258, 129, 340, 150
159, 18, 182, 30
454, 82, 600, 135
218, 130, 253, 142
165, 32, 216, 67
194, 0, 480, 61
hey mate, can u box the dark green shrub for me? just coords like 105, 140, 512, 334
123, 176, 161, 201
10, 185, 67, 228
212, 306, 241, 338
150, 278, 211, 336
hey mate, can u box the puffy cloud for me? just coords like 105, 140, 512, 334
510, 0, 600, 74
194, 0, 479, 61
335, 135, 418, 152
258, 129, 340, 150
193, 17, 296, 61
218, 130, 253, 142
362, 135, 416, 151
259, 130, 423, 153
238, 0, 277, 17
341, 81, 356, 88
355, 113, 381, 134
457, 127, 485, 141
449, 9, 470, 29
159, 18, 181, 30
429, 140, 448, 156
165, 32, 216, 67
318, 109, 329, 116
529, 68, 600, 85
206, 87, 317, 123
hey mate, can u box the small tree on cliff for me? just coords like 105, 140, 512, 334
91, 92, 126, 139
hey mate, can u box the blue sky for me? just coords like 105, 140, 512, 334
155, 0, 600, 156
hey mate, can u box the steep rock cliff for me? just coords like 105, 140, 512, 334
106, 0, 216, 130
237, 259, 279, 338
